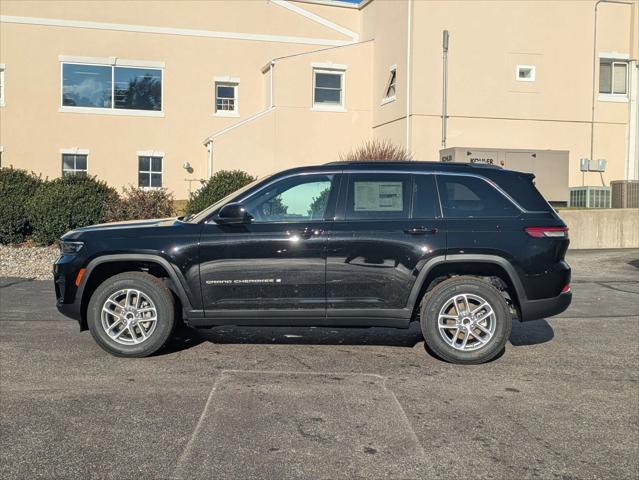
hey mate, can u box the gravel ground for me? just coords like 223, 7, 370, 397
0, 245, 59, 280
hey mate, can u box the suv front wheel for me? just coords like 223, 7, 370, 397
421, 276, 512, 364
87, 272, 176, 357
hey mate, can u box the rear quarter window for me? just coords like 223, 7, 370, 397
482, 171, 553, 212
436, 175, 520, 218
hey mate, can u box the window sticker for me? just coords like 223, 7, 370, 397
354, 181, 403, 211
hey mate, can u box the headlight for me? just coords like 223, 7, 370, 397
59, 241, 84, 255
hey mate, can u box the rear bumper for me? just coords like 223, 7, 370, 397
519, 291, 572, 322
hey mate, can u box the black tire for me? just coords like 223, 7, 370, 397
87, 272, 176, 357
420, 276, 512, 364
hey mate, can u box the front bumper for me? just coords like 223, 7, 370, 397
519, 291, 572, 322
53, 255, 84, 324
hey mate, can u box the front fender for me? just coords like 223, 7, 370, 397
73, 254, 203, 330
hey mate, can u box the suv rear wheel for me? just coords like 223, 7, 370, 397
87, 272, 175, 357
420, 276, 512, 364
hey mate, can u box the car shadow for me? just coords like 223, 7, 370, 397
509, 318, 554, 346
160, 318, 554, 356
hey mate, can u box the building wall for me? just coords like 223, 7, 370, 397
407, 0, 637, 186
0, 0, 361, 199
364, 0, 410, 145
1, 0, 637, 202
1, 0, 355, 42
212, 41, 373, 176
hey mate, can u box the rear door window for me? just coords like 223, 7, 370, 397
345, 173, 411, 220
436, 175, 520, 218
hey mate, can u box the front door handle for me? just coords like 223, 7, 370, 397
288, 227, 324, 239
404, 227, 438, 235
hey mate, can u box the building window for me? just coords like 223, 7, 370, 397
516, 65, 536, 82
0, 64, 5, 106
62, 153, 88, 177
114, 67, 162, 111
215, 81, 239, 116
599, 59, 627, 96
61, 61, 162, 113
382, 65, 397, 104
138, 155, 163, 189
312, 67, 345, 111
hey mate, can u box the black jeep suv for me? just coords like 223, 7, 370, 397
54, 161, 571, 364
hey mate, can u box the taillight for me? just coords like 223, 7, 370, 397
525, 227, 568, 238
561, 284, 571, 293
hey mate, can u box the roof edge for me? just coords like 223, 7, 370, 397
289, 0, 370, 11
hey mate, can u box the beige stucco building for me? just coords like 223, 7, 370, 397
1, 0, 637, 201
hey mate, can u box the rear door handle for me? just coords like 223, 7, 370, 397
404, 227, 438, 235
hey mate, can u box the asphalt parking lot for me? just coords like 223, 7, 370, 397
1, 249, 638, 480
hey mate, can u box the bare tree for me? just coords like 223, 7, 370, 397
340, 139, 413, 162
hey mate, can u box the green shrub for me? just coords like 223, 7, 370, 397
103, 185, 175, 223
0, 168, 43, 244
185, 170, 255, 215
27, 175, 117, 245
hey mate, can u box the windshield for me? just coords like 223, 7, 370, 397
183, 175, 271, 223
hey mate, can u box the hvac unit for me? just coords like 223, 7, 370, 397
611, 180, 639, 208
569, 186, 611, 209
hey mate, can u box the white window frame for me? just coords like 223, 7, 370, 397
516, 65, 536, 82
598, 53, 629, 102
137, 150, 164, 190
381, 64, 397, 105
214, 76, 240, 117
59, 55, 165, 117
60, 148, 89, 176
0, 64, 5, 107
311, 62, 346, 112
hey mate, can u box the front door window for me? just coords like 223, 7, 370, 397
244, 175, 333, 222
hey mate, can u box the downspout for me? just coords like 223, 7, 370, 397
268, 61, 275, 108
270, 64, 274, 108
631, 62, 639, 179
627, 2, 639, 180
441, 30, 449, 148
405, 0, 413, 152
206, 140, 212, 178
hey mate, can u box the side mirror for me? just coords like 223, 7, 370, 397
214, 202, 251, 225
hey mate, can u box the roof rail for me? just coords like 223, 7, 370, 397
324, 160, 503, 169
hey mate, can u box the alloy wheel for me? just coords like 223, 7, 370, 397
437, 293, 496, 351
101, 289, 158, 345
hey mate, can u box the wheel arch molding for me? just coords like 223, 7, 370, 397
77, 254, 197, 329
406, 254, 527, 317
